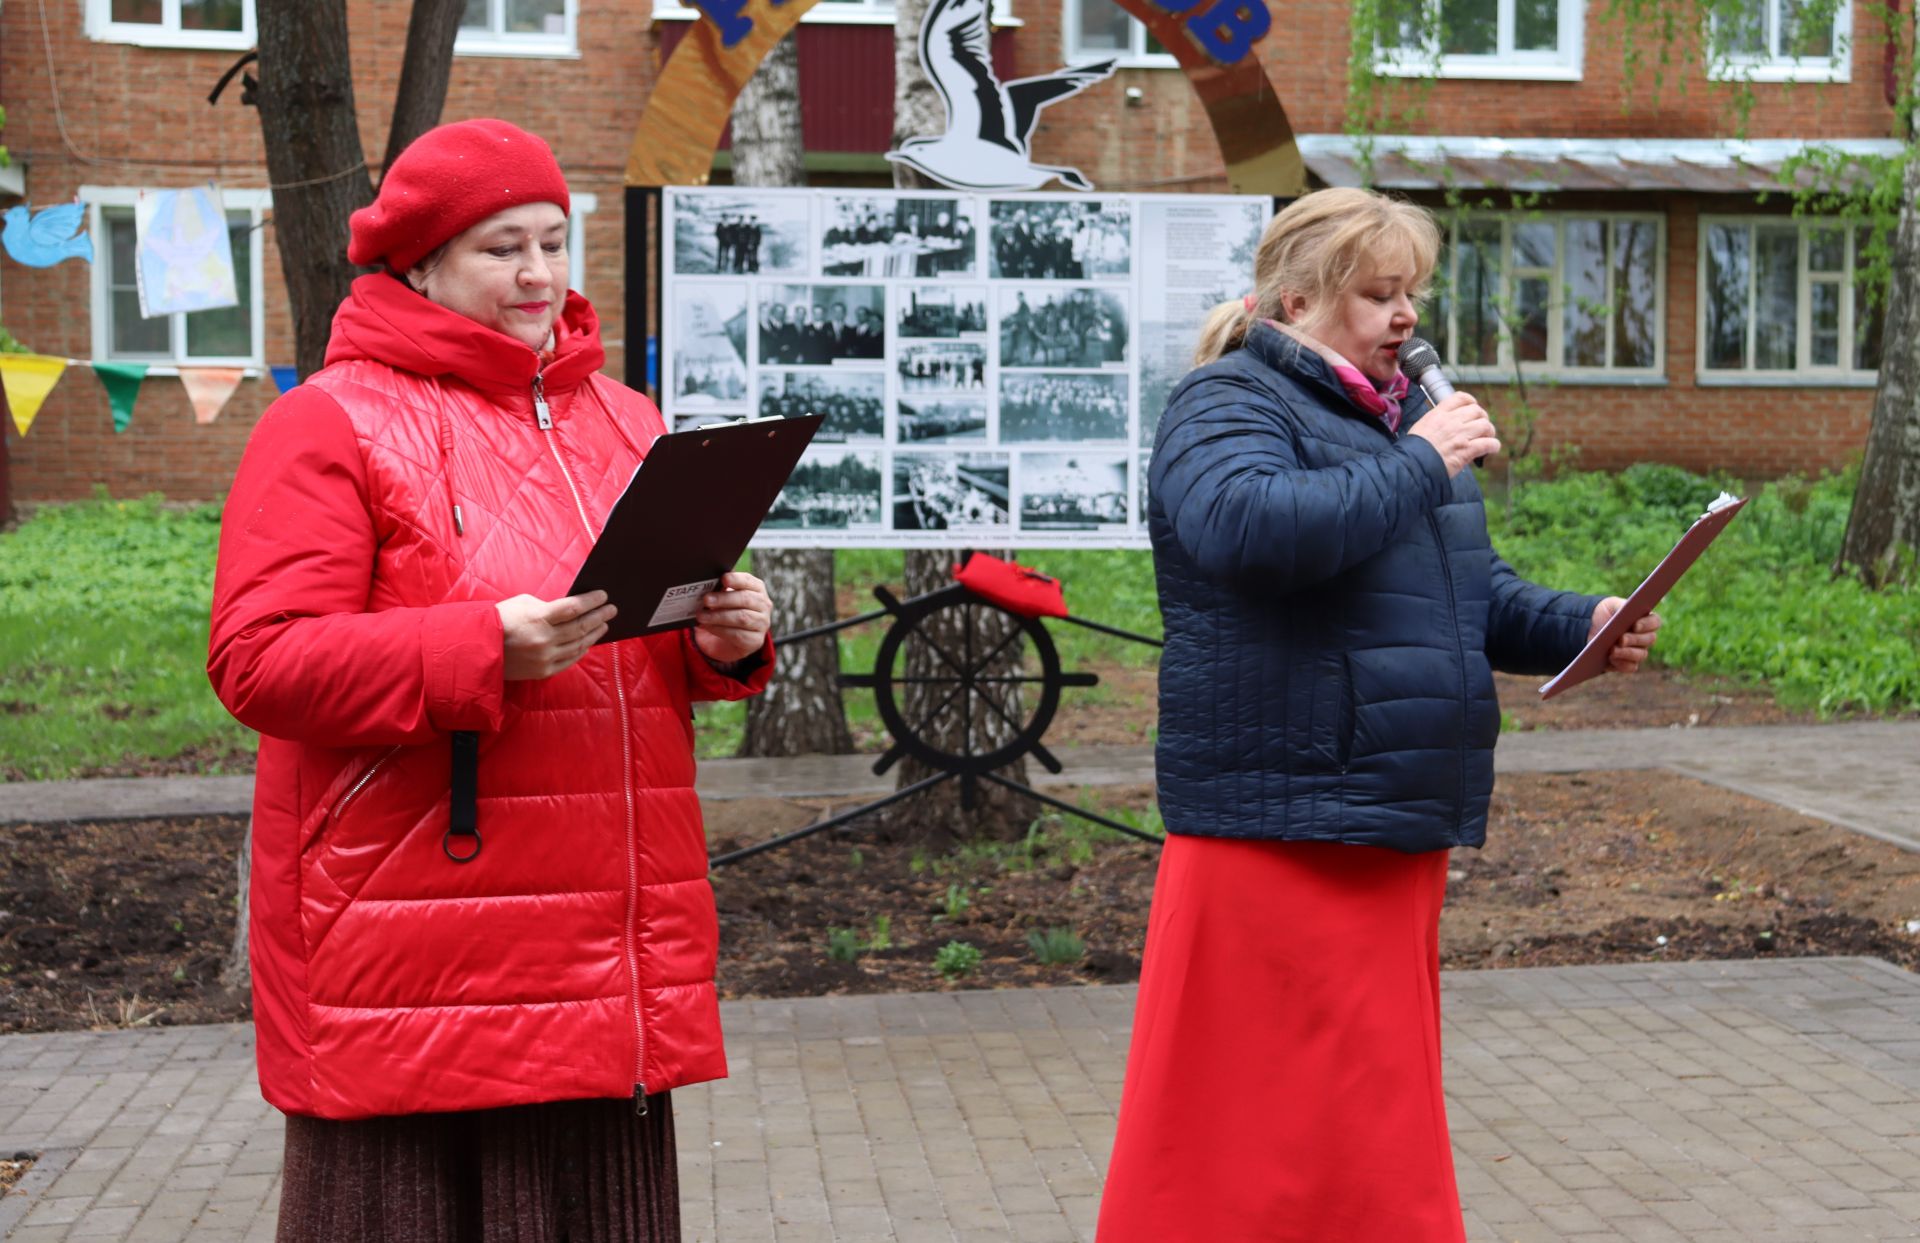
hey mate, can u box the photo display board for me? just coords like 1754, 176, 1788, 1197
663, 187, 1271, 549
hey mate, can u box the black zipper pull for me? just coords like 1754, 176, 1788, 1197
633, 1083, 649, 1117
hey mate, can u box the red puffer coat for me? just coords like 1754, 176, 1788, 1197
209, 273, 772, 1121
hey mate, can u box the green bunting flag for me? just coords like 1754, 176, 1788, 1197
91, 361, 149, 433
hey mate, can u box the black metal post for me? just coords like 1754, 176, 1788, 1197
709, 772, 956, 868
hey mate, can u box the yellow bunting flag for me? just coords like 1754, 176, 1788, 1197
179, 367, 246, 425
0, 354, 69, 437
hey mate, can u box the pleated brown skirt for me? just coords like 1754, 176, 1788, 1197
276, 1094, 679, 1243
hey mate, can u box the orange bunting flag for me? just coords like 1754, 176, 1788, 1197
0, 354, 70, 437
179, 366, 246, 425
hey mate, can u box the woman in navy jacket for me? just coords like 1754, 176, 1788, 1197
1095, 189, 1663, 1241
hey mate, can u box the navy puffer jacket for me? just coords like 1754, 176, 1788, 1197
1148, 323, 1601, 852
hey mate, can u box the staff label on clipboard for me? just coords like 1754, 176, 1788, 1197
648, 578, 719, 628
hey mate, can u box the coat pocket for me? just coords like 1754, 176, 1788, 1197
1306, 652, 1356, 772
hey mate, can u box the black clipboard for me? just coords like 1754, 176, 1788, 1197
570, 414, 823, 643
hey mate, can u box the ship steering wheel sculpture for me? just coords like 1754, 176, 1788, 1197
709, 552, 1165, 868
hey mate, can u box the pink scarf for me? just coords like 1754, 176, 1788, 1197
1251, 306, 1409, 432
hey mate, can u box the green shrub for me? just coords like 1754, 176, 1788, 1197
825, 928, 861, 962
1026, 926, 1085, 965
933, 940, 983, 978
1490, 466, 1920, 717
866, 914, 893, 951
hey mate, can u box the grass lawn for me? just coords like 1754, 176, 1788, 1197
4, 466, 1914, 779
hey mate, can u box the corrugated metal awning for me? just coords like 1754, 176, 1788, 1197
1296, 135, 1904, 194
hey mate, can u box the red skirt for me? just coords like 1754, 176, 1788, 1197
1097, 836, 1464, 1243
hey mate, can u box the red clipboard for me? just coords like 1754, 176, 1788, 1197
570, 414, 823, 643
1538, 493, 1748, 700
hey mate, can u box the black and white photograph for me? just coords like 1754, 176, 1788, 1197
988, 199, 1131, 280
897, 397, 989, 444
998, 286, 1129, 368
897, 286, 988, 338
892, 453, 1010, 531
671, 191, 810, 276
669, 285, 749, 408
758, 371, 885, 442
765, 448, 883, 530
673, 413, 746, 434
821, 195, 979, 278
998, 372, 1129, 443
897, 342, 988, 393
757, 284, 887, 364
1020, 453, 1129, 531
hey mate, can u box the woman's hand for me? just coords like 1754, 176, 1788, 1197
496, 590, 617, 681
693, 572, 773, 667
1408, 392, 1501, 477
1588, 597, 1662, 673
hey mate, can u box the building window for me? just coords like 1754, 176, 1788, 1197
567, 193, 598, 297
457, 0, 579, 57
1709, 0, 1849, 82
85, 0, 255, 51
1375, 0, 1583, 80
1066, 0, 1176, 66
85, 188, 268, 369
1699, 217, 1882, 380
1426, 213, 1664, 378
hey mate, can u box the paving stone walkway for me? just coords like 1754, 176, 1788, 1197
6, 719, 1917, 851
6, 958, 1920, 1241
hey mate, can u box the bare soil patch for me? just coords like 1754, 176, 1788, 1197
4, 770, 1916, 1035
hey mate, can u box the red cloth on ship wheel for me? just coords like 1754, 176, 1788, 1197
951, 552, 1069, 619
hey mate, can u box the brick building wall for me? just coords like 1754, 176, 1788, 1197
0, 0, 659, 504
0, 0, 1896, 503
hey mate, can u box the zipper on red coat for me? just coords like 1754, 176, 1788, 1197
533, 371, 648, 1112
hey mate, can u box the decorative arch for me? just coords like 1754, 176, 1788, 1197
625, 0, 1306, 195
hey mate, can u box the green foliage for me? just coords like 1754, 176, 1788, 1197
825, 927, 862, 962
0, 492, 255, 779
0, 325, 29, 355
866, 913, 893, 951
938, 882, 972, 921
1490, 465, 1920, 715
1026, 926, 1085, 965
933, 940, 983, 979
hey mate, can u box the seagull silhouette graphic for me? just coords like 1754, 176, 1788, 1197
888, 0, 1118, 192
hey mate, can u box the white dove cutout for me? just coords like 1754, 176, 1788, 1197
888, 0, 1118, 192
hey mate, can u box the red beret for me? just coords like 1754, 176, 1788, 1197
348, 118, 570, 272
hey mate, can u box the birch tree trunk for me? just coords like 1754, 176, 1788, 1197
1838, 145, 1920, 588
732, 38, 856, 756
890, 0, 1032, 842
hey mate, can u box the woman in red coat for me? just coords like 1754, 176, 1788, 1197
207, 119, 775, 1242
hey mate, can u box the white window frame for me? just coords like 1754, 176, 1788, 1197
1374, 0, 1585, 81
1434, 211, 1667, 383
567, 193, 597, 297
1708, 0, 1850, 84
456, 0, 581, 58
1064, 0, 1178, 69
1695, 214, 1879, 386
81, 185, 269, 373
84, 0, 255, 51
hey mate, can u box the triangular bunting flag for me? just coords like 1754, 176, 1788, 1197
269, 365, 299, 395
0, 354, 69, 437
92, 361, 149, 433
179, 367, 246, 425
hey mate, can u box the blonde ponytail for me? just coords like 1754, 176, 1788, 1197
1192, 299, 1255, 368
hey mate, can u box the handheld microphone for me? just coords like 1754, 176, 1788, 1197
1396, 337, 1452, 405
1397, 336, 1483, 468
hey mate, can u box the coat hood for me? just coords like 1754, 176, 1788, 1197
325, 272, 607, 399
